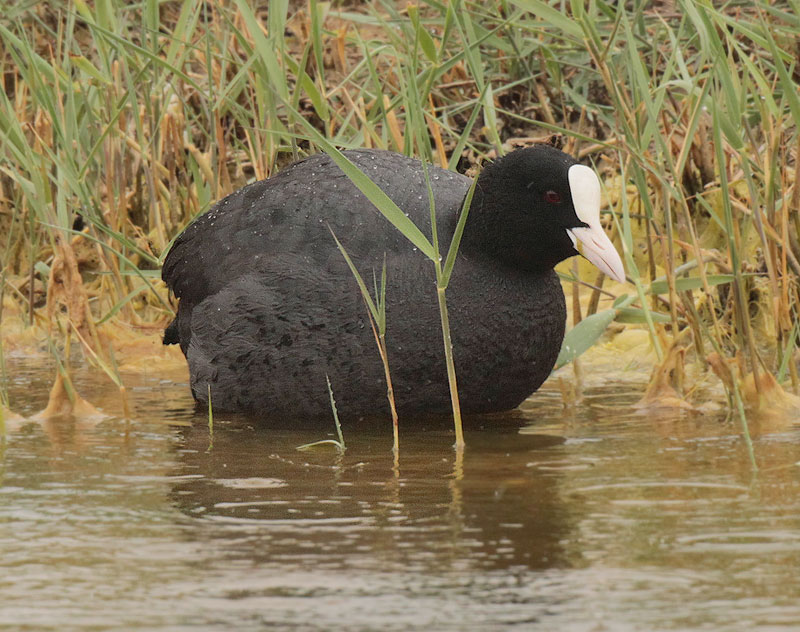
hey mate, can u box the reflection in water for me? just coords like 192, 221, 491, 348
171, 419, 576, 572
1, 358, 799, 630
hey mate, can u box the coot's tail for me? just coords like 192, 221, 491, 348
163, 318, 180, 345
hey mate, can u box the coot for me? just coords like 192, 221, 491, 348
163, 146, 624, 419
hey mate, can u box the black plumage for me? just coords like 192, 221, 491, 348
162, 146, 622, 420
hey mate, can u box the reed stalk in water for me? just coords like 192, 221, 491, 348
206, 383, 214, 453
329, 231, 399, 453
296, 376, 346, 453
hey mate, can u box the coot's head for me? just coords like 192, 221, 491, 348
466, 144, 625, 282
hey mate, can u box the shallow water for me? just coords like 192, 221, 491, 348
2, 359, 799, 631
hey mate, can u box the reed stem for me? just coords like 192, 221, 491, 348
437, 286, 464, 449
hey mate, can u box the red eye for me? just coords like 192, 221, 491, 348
544, 190, 562, 204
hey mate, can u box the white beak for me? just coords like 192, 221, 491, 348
567, 224, 626, 283
566, 165, 626, 283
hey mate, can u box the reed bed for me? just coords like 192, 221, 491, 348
0, 0, 798, 425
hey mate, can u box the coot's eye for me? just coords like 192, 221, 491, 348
544, 190, 562, 204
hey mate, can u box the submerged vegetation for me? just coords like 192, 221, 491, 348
0, 1, 798, 430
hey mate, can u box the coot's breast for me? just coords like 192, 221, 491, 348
382, 257, 566, 415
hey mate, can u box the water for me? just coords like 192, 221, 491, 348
1, 359, 799, 631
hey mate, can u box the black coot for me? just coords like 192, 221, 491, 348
162, 146, 624, 419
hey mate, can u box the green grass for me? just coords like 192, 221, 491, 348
0, 1, 798, 441
207, 382, 214, 452
297, 375, 347, 453
329, 229, 400, 452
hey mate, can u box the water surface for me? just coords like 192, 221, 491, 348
1, 359, 799, 631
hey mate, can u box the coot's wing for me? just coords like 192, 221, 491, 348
162, 150, 470, 305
